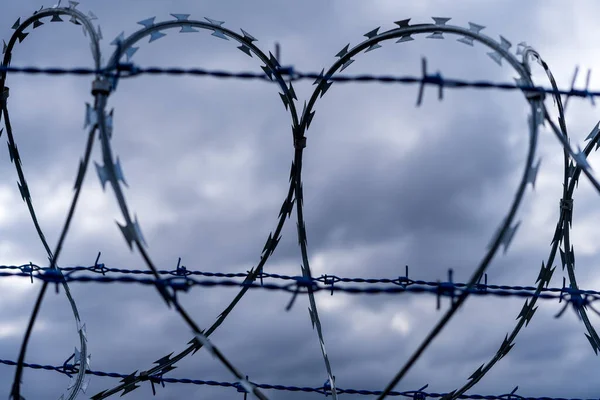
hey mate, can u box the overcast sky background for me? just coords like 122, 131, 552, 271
1, 0, 600, 399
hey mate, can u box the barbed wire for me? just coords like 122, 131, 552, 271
3, 358, 597, 400
2, 268, 600, 325
2, 2, 600, 400
3, 263, 600, 313
2, 358, 589, 400
0, 63, 597, 101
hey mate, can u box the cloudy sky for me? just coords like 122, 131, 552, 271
1, 0, 600, 399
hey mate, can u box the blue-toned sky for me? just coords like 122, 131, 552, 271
1, 0, 600, 399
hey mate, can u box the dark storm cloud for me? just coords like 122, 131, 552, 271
1, 1, 600, 400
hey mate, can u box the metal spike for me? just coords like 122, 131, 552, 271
2, 40, 7, 54
211, 29, 228, 40
469, 364, 486, 381
170, 14, 190, 21
68, 1, 79, 9
559, 247, 568, 270
313, 69, 324, 85
364, 27, 380, 39
51, 13, 63, 22
94, 162, 109, 190
566, 161, 575, 181
499, 36, 512, 51
7, 141, 17, 164
308, 307, 316, 329
180, 25, 199, 33
487, 51, 503, 66
114, 157, 128, 186
137, 17, 155, 28
74, 347, 81, 364
17, 32, 29, 43
119, 378, 140, 395
88, 11, 98, 21
67, 376, 76, 390
396, 35, 414, 43
154, 352, 174, 365
240, 28, 257, 42
32, 20, 44, 29
262, 233, 274, 255
364, 43, 382, 53
320, 80, 333, 97
279, 93, 289, 110
77, 322, 88, 343
97, 25, 103, 40
457, 36, 474, 46
268, 51, 280, 67
432, 17, 451, 25
585, 333, 600, 355
132, 215, 147, 247
261, 65, 273, 81
149, 31, 166, 43
288, 82, 297, 100
586, 122, 600, 142
125, 47, 138, 62
340, 59, 354, 72
237, 44, 252, 57
11, 18, 20, 30
103, 109, 113, 138
426, 32, 444, 40
516, 46, 524, 56
525, 306, 538, 326
82, 25, 87, 37
204, 17, 225, 27
394, 19, 411, 28
501, 221, 521, 254
297, 220, 307, 245
574, 147, 591, 171
335, 44, 350, 58
69, 16, 81, 26
117, 221, 134, 250
17, 181, 30, 201
110, 31, 125, 46
306, 110, 315, 129
468, 22, 485, 34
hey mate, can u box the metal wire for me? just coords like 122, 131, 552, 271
1, 357, 596, 400
0, 63, 597, 100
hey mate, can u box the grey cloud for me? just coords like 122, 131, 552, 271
2, 1, 600, 400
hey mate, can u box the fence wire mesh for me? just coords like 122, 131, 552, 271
2, 2, 600, 400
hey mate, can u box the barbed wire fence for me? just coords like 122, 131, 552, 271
2, 1, 600, 399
